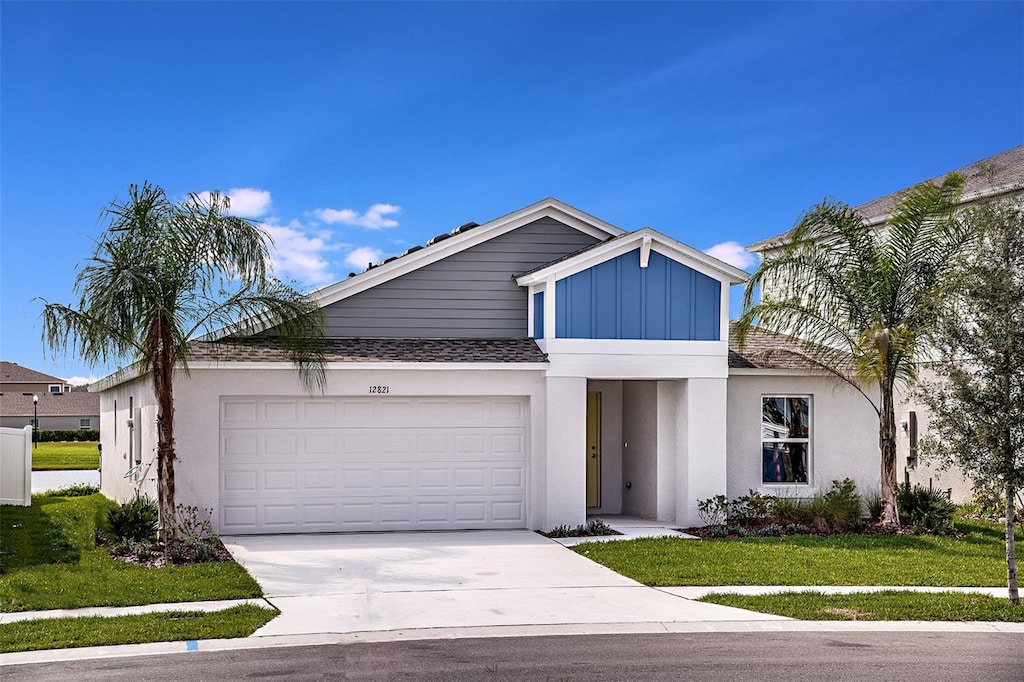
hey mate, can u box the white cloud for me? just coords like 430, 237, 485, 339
313, 203, 400, 229
63, 376, 98, 386
344, 246, 384, 270
196, 188, 272, 218
263, 219, 340, 286
705, 241, 757, 270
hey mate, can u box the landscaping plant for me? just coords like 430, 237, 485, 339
917, 195, 1024, 603
40, 182, 327, 542
736, 172, 974, 525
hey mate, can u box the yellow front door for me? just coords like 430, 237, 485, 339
586, 391, 602, 508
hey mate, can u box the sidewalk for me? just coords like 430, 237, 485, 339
3, 585, 1023, 667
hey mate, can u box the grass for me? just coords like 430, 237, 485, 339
573, 518, 1021, 587
0, 493, 262, 612
0, 604, 277, 653
31, 441, 100, 470
701, 590, 1024, 621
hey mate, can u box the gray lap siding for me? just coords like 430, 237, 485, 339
322, 217, 600, 338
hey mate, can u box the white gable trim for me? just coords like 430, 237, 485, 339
310, 198, 623, 309
202, 199, 623, 342
515, 227, 749, 287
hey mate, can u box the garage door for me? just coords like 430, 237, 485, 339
219, 396, 528, 534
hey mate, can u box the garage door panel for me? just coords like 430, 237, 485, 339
220, 396, 528, 533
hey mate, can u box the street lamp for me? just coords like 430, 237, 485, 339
32, 394, 38, 450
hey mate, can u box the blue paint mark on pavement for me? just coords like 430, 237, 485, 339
186, 640, 199, 651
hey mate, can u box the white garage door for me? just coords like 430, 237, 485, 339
219, 396, 528, 534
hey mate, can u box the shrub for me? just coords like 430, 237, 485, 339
769, 480, 862, 533
757, 523, 783, 537
107, 494, 158, 543
705, 525, 729, 538
48, 484, 100, 497
35, 429, 100, 442
864, 489, 883, 523
111, 538, 155, 562
729, 490, 773, 525
169, 504, 215, 541
897, 483, 956, 531
696, 495, 729, 527
783, 523, 810, 535
818, 478, 862, 531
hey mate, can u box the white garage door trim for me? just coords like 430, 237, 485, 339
219, 395, 529, 534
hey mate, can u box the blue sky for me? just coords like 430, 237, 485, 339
2, 1, 1021, 383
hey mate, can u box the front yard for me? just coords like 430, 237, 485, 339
0, 491, 272, 652
575, 516, 1024, 621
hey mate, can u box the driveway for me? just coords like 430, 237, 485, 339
223, 530, 784, 637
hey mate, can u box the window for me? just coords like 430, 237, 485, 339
80, 419, 91, 429
49, 384, 62, 394
761, 396, 810, 484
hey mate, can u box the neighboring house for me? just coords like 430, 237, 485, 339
0, 361, 100, 430
748, 145, 1024, 503
93, 198, 886, 534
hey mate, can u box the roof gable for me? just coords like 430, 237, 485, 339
311, 198, 624, 310
749, 145, 1024, 253
0, 362, 63, 385
515, 227, 749, 287
208, 198, 624, 341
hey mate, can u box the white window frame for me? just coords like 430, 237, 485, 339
48, 384, 62, 394
760, 394, 812, 486
80, 419, 91, 429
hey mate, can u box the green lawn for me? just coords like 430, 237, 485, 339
31, 441, 100, 470
701, 590, 1024, 621
0, 493, 263, 612
573, 518, 1020, 587
0, 604, 277, 653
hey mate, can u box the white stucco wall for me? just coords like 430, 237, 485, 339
103, 365, 550, 532
677, 377, 729, 526
726, 373, 878, 501
543, 376, 587, 529
99, 375, 159, 504
621, 381, 658, 519
896, 367, 974, 503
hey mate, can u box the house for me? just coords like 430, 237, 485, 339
0, 361, 100, 431
93, 198, 885, 533
748, 145, 1024, 503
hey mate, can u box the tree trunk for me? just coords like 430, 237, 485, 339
152, 316, 177, 543
878, 382, 900, 525
1007, 482, 1019, 605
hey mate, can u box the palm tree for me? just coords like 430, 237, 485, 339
41, 182, 326, 541
735, 173, 973, 525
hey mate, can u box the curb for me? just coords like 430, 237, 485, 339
4, 618, 1024, 666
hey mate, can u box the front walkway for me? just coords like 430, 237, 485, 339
550, 514, 697, 546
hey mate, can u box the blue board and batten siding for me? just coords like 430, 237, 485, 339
554, 249, 720, 340
533, 291, 544, 339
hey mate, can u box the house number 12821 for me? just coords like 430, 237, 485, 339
369, 385, 390, 394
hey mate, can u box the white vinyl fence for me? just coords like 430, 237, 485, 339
0, 426, 32, 506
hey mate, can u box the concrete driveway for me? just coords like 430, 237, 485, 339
223, 530, 784, 637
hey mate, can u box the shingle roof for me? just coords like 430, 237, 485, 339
854, 145, 1024, 221
752, 145, 1024, 250
0, 391, 99, 417
0, 361, 63, 385
727, 323, 850, 372
187, 337, 549, 364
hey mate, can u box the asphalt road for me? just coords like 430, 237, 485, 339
6, 632, 1023, 681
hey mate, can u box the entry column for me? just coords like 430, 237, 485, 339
677, 377, 728, 527
543, 376, 587, 529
